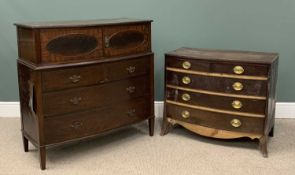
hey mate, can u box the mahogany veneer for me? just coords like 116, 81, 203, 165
15, 18, 154, 170
161, 48, 278, 157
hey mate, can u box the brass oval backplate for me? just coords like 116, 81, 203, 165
181, 110, 190, 119
232, 82, 243, 91
182, 93, 191, 101
182, 61, 191, 69
230, 119, 242, 128
182, 76, 191, 85
232, 100, 243, 109
233, 66, 244, 75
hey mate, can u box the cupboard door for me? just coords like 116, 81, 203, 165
103, 24, 151, 57
40, 27, 103, 64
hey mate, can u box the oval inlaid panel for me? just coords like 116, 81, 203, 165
47, 34, 98, 56
108, 31, 145, 49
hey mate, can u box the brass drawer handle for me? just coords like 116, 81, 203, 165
99, 78, 109, 84
232, 82, 243, 91
230, 119, 242, 128
127, 109, 136, 117
182, 76, 191, 85
69, 75, 81, 83
182, 93, 191, 101
182, 61, 191, 69
233, 66, 244, 75
232, 100, 243, 109
69, 97, 82, 105
126, 86, 136, 93
181, 110, 190, 119
71, 121, 83, 129
126, 66, 136, 73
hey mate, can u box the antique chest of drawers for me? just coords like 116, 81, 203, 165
15, 18, 154, 170
161, 48, 278, 157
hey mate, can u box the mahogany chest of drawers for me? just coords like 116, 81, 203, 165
161, 48, 278, 157
15, 18, 154, 170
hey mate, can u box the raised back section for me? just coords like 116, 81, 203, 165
15, 18, 152, 65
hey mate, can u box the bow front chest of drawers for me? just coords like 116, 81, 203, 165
161, 48, 278, 157
15, 18, 154, 170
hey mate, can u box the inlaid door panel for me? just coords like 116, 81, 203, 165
40, 27, 103, 64
103, 24, 151, 57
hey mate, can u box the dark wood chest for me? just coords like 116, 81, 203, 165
161, 48, 278, 157
15, 18, 154, 170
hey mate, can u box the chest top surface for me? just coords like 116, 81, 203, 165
14, 18, 152, 29
166, 48, 278, 64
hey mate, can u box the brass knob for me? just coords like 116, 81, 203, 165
232, 82, 243, 91
181, 110, 190, 119
233, 66, 244, 75
182, 76, 191, 84
182, 93, 191, 101
230, 119, 242, 128
232, 100, 243, 109
182, 61, 191, 69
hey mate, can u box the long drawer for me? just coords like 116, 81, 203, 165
44, 97, 150, 144
43, 75, 149, 116
166, 71, 267, 97
166, 56, 269, 76
42, 55, 151, 92
166, 103, 264, 134
166, 87, 266, 114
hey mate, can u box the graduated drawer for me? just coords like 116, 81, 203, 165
166, 71, 267, 97
42, 55, 151, 92
44, 97, 150, 144
43, 75, 149, 116
166, 87, 266, 115
166, 56, 268, 76
166, 103, 264, 134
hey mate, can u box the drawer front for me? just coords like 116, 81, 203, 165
166, 71, 267, 97
103, 24, 151, 57
42, 63, 104, 92
42, 55, 151, 92
40, 28, 103, 64
43, 75, 150, 116
166, 56, 268, 76
44, 98, 151, 144
105, 55, 151, 81
166, 87, 266, 115
166, 103, 264, 134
